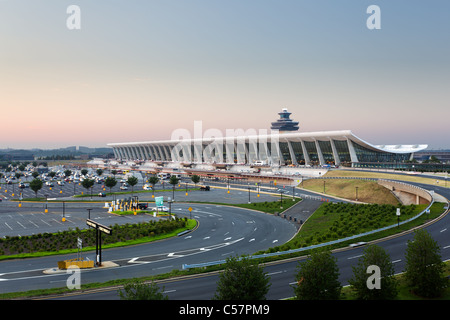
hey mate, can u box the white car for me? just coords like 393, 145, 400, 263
120, 185, 128, 190
150, 206, 169, 212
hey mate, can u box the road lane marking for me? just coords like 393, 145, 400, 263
29, 220, 39, 228
16, 221, 26, 229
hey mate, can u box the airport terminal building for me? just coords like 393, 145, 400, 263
107, 109, 428, 170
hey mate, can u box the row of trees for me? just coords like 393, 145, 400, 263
0, 218, 189, 256
119, 229, 449, 300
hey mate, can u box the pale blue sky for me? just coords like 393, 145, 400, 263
0, 0, 449, 149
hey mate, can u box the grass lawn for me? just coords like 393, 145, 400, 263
301, 178, 399, 205
324, 169, 448, 188
261, 201, 446, 254
340, 261, 450, 300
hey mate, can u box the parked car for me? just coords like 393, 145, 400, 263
98, 192, 106, 197
150, 206, 169, 212
136, 203, 148, 210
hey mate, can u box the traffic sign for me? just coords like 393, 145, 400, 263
155, 196, 164, 207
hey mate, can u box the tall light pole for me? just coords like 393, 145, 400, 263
44, 194, 48, 213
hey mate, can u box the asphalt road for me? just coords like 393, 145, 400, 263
0, 201, 298, 294
1, 175, 448, 301
39, 182, 450, 300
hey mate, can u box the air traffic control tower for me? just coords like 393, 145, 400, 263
270, 108, 299, 132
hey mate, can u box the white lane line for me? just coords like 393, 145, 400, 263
348, 255, 363, 260
163, 290, 176, 294
29, 220, 39, 228
224, 237, 232, 241
16, 221, 26, 229
441, 228, 447, 233
5, 222, 13, 230
249, 238, 255, 242
392, 259, 402, 264
40, 219, 51, 226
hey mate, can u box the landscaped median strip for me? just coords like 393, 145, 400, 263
182, 188, 440, 270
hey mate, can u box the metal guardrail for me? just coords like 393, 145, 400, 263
182, 180, 437, 270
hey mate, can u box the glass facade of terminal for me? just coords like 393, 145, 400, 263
110, 133, 423, 169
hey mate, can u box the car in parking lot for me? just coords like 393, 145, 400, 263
120, 185, 128, 190
150, 206, 169, 212
98, 192, 106, 197
136, 203, 148, 210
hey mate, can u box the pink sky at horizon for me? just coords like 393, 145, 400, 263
1, 1, 449, 150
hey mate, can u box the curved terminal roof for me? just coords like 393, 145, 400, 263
108, 130, 428, 154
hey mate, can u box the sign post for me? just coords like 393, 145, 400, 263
77, 237, 83, 261
86, 219, 112, 266
155, 196, 164, 216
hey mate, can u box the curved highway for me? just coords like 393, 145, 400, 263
0, 201, 297, 294
43, 180, 450, 300
0, 178, 448, 300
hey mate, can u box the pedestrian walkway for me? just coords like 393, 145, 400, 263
275, 198, 323, 227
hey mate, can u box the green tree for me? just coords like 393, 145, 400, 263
81, 169, 88, 176
169, 175, 179, 200
81, 178, 95, 199
404, 229, 448, 298
64, 169, 72, 178
32, 171, 39, 179
96, 168, 103, 177
294, 249, 341, 300
348, 245, 398, 300
29, 178, 43, 198
47, 171, 56, 179
118, 279, 168, 300
104, 176, 117, 195
148, 176, 159, 198
191, 174, 200, 187
214, 256, 271, 300
127, 176, 138, 196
